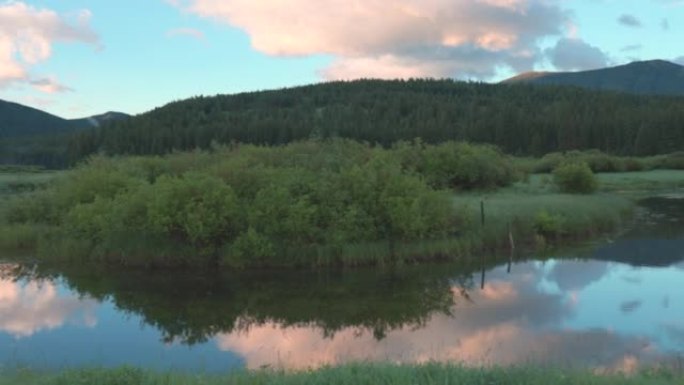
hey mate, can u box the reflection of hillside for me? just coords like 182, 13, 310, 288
25, 263, 484, 345
587, 239, 684, 267
574, 197, 684, 267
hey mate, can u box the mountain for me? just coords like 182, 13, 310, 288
502, 60, 684, 96
70, 111, 131, 129
0, 99, 76, 139
0, 100, 129, 168
0, 99, 129, 139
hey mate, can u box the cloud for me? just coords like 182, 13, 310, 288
169, 0, 570, 80
29, 77, 73, 93
545, 38, 609, 71
0, 278, 98, 338
618, 14, 642, 28
0, 1, 99, 90
547, 260, 610, 291
620, 44, 642, 52
620, 300, 642, 313
167, 27, 205, 41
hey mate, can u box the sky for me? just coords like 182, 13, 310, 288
0, 0, 683, 119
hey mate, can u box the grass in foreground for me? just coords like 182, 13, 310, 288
0, 364, 681, 385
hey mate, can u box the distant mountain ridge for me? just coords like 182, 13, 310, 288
502, 60, 684, 96
0, 99, 129, 139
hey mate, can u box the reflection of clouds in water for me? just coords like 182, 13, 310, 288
662, 323, 684, 346
620, 300, 642, 314
547, 260, 610, 291
0, 278, 98, 338
215, 263, 659, 371
621, 276, 642, 285
216, 317, 658, 371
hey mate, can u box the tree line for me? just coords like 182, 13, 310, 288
67, 79, 684, 162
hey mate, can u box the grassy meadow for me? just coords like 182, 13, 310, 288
0, 364, 681, 385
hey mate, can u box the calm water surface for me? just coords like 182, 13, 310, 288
1, 197, 683, 372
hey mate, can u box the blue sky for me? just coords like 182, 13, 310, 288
0, 0, 682, 118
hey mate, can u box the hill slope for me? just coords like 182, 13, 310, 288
502, 60, 684, 96
0, 99, 129, 139
0, 99, 77, 139
70, 79, 684, 160
0, 101, 129, 168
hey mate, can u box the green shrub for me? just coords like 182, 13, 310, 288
553, 162, 598, 194
394, 141, 516, 190
534, 210, 566, 238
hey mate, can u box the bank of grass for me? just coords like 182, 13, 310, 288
0, 364, 681, 385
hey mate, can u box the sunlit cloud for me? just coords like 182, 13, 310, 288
0, 278, 98, 338
29, 77, 73, 93
170, 0, 572, 80
0, 1, 99, 90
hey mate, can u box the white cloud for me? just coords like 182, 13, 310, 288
0, 1, 99, 90
170, 0, 570, 80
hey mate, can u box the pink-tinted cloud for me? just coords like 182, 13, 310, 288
171, 0, 570, 79
0, 1, 99, 90
30, 77, 73, 93
0, 278, 98, 338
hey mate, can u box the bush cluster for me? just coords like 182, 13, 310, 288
553, 162, 598, 194
6, 140, 514, 267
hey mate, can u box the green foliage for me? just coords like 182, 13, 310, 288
6, 140, 463, 267
553, 162, 599, 194
147, 173, 242, 247
534, 210, 567, 238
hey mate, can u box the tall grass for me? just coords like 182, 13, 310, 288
0, 364, 680, 385
453, 191, 633, 250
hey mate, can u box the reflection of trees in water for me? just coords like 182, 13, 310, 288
17, 262, 489, 345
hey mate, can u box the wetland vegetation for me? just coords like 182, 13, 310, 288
2, 140, 669, 268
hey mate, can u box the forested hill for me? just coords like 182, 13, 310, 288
70, 79, 684, 159
0, 99, 79, 138
0, 99, 129, 138
0, 100, 129, 168
503, 60, 684, 96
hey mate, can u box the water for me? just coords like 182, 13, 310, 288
1, 197, 683, 373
